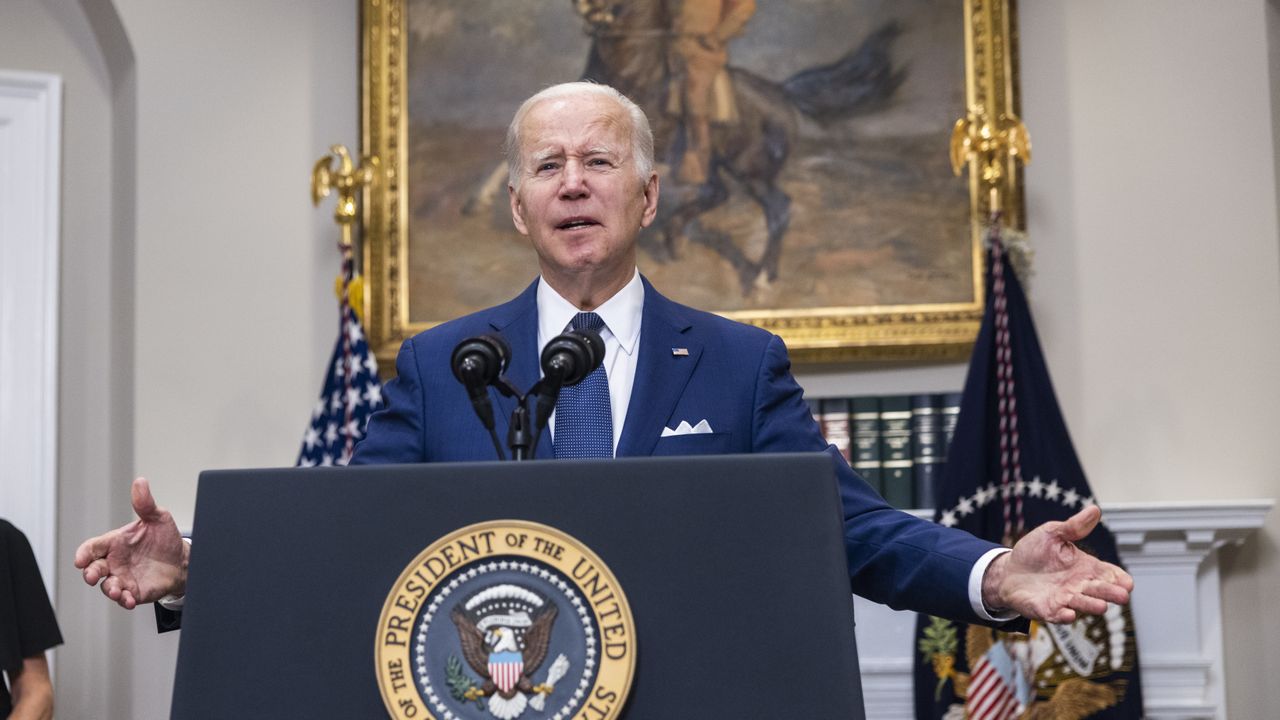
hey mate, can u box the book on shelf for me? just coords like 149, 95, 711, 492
806, 390, 962, 509
879, 395, 914, 509
939, 391, 962, 456
850, 396, 883, 497
818, 398, 852, 466
911, 394, 944, 510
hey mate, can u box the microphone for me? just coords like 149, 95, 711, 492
450, 334, 511, 434
540, 328, 605, 386
531, 328, 605, 444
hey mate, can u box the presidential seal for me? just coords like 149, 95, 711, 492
376, 521, 636, 720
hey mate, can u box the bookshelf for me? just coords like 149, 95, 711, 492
807, 391, 962, 512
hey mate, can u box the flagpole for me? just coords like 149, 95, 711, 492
312, 145, 380, 305
950, 89, 1033, 544
311, 144, 378, 239
949, 106, 1029, 225
297, 146, 385, 467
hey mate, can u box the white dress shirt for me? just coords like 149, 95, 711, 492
536, 268, 644, 455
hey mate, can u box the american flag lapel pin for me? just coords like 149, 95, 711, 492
671, 347, 689, 356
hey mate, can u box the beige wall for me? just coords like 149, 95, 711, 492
1, 0, 355, 717
1, 0, 1275, 717
116, 0, 358, 521
1016, 2, 1280, 715
0, 0, 134, 715
116, 0, 359, 714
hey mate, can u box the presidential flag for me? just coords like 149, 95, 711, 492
297, 266, 383, 467
913, 227, 1143, 719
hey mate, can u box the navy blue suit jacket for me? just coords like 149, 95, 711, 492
352, 277, 1000, 623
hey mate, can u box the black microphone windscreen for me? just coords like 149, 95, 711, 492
450, 334, 510, 386
540, 329, 603, 387
576, 328, 605, 368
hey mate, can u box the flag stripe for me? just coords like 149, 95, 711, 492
968, 658, 1018, 720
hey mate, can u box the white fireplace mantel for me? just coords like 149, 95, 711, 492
852, 500, 1273, 720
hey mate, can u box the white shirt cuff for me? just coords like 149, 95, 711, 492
157, 537, 192, 610
968, 547, 1018, 622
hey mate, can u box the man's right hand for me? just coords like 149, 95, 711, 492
74, 477, 189, 609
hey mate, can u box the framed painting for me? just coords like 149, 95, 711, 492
360, 0, 1023, 366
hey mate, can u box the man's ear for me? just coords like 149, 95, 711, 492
639, 172, 660, 229
509, 184, 530, 236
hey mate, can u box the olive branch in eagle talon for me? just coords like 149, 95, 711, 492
446, 655, 485, 709
918, 616, 961, 701
451, 603, 560, 717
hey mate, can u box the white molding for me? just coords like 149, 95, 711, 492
853, 500, 1272, 720
1103, 500, 1274, 552
0, 70, 62, 598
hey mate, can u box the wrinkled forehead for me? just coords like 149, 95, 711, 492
519, 95, 633, 159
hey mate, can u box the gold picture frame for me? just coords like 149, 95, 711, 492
360, 0, 1023, 367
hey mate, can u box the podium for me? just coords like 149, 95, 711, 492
171, 453, 865, 719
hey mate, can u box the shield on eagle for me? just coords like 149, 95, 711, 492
488, 650, 523, 695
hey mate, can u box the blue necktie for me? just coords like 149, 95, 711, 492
553, 312, 613, 458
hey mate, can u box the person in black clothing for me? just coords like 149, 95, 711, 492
1, 519, 61, 719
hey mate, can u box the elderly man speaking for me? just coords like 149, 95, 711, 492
76, 82, 1131, 633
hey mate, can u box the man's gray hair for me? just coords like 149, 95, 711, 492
504, 82, 655, 189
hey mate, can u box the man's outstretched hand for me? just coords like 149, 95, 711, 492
74, 477, 189, 609
982, 505, 1134, 624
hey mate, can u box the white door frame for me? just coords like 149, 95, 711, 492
0, 69, 62, 596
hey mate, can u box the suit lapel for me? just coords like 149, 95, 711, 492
487, 280, 554, 459
617, 280, 701, 457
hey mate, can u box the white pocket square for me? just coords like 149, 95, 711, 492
661, 419, 714, 437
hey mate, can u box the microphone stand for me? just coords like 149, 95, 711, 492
525, 375, 563, 461
508, 403, 533, 461
463, 330, 596, 461
489, 375, 542, 461
486, 376, 563, 461
458, 362, 508, 462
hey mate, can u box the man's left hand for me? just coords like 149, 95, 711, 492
982, 505, 1134, 624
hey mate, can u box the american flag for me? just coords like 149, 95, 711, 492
913, 223, 1142, 719
966, 642, 1022, 720
297, 270, 383, 467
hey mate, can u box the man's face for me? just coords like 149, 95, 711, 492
508, 94, 659, 289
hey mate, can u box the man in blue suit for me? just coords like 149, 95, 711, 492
76, 82, 1131, 630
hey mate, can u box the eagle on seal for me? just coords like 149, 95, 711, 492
451, 602, 559, 720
